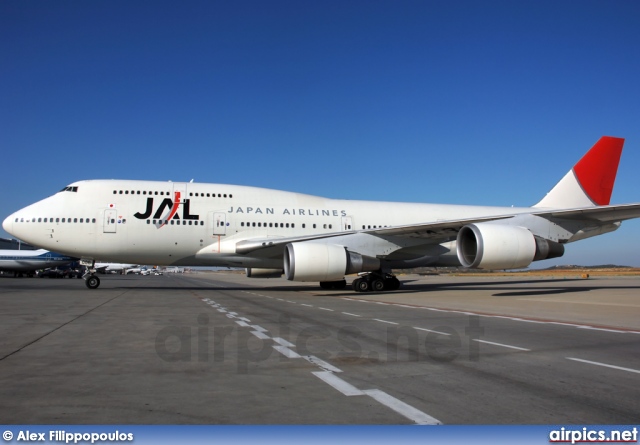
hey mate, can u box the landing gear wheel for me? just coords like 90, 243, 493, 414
353, 278, 370, 292
371, 278, 385, 292
85, 275, 100, 289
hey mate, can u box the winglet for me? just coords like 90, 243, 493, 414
534, 136, 624, 208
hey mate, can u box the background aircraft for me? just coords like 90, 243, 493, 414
0, 249, 77, 277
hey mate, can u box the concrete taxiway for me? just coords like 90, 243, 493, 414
0, 272, 638, 424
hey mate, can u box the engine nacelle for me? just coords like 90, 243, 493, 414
284, 242, 380, 282
245, 268, 283, 278
457, 223, 537, 270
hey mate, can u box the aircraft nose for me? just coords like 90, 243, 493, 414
3, 213, 14, 235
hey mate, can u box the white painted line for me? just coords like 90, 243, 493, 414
301, 304, 314, 307
226, 314, 236, 319
363, 389, 442, 425
374, 319, 398, 325
217, 309, 227, 313
342, 312, 362, 317
567, 357, 640, 375
473, 339, 530, 351
577, 326, 629, 334
235, 320, 250, 327
238, 317, 251, 322
375, 302, 390, 306
318, 307, 334, 311
251, 331, 271, 340
273, 345, 301, 359
303, 355, 342, 373
251, 325, 268, 332
273, 337, 295, 348
414, 327, 451, 336
312, 371, 363, 396
228, 312, 238, 316
286, 300, 297, 304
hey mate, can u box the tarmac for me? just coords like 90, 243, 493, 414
0, 272, 638, 424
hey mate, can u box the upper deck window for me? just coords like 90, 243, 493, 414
60, 186, 78, 192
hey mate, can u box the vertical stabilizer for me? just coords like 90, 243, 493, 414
533, 136, 624, 209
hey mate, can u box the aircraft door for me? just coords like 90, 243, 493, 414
210, 211, 227, 236
342, 216, 353, 231
103, 209, 117, 233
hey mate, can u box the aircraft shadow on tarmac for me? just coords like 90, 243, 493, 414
109, 276, 640, 298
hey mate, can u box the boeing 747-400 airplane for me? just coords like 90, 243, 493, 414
3, 136, 640, 290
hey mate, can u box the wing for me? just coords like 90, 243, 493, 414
234, 202, 640, 257
234, 214, 512, 254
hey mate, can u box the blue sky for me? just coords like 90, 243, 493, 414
1, 0, 639, 266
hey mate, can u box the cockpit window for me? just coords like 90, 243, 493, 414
59, 186, 79, 192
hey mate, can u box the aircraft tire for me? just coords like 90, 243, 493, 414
371, 279, 384, 292
353, 278, 369, 292
85, 275, 100, 289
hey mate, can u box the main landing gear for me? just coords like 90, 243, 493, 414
352, 272, 400, 292
319, 272, 401, 292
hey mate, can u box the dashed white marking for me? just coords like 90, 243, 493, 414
301, 304, 314, 307
238, 317, 251, 322
567, 357, 640, 375
303, 355, 342, 373
251, 331, 271, 340
235, 320, 250, 327
273, 337, 295, 348
374, 319, 398, 325
414, 327, 451, 336
286, 300, 297, 304
341, 297, 640, 335
342, 312, 362, 317
312, 371, 363, 396
251, 325, 268, 332
226, 314, 236, 319
363, 389, 442, 425
473, 339, 530, 351
217, 309, 227, 313
273, 345, 301, 359
318, 307, 334, 311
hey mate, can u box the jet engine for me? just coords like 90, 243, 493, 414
457, 223, 564, 270
245, 268, 283, 278
284, 243, 380, 282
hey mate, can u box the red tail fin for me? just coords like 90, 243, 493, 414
573, 136, 624, 206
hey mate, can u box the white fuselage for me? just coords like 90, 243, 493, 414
2, 179, 533, 269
